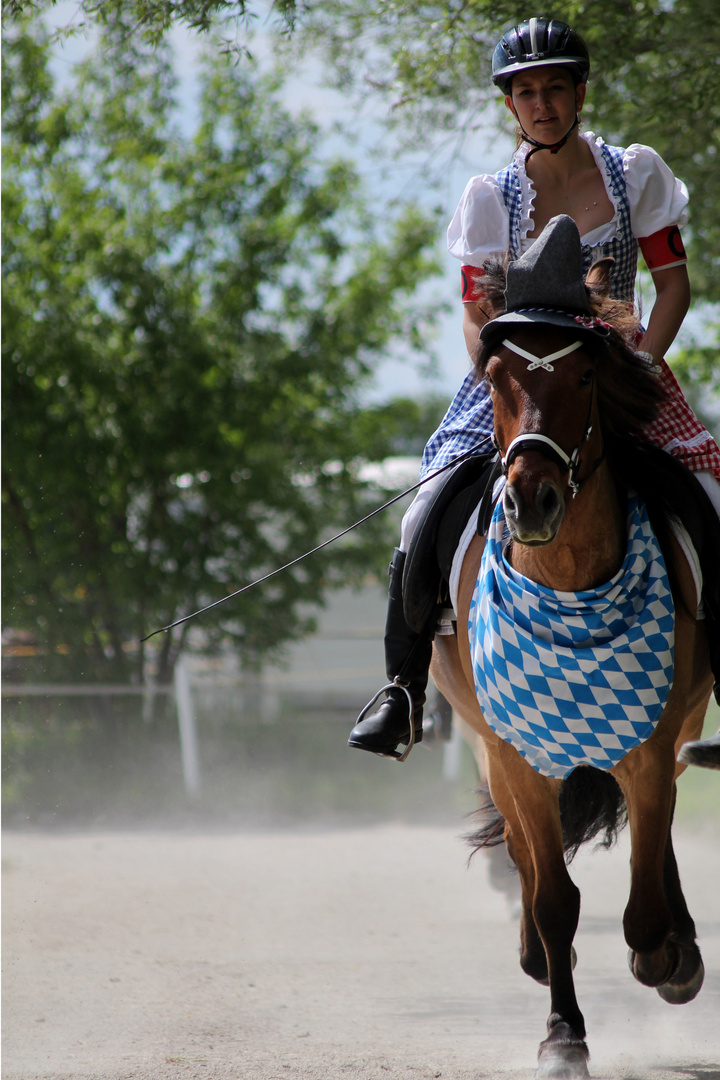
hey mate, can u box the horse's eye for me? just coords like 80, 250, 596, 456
579, 370, 593, 388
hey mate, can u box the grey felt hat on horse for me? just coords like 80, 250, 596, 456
479, 214, 611, 345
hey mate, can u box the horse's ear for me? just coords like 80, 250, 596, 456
585, 257, 614, 295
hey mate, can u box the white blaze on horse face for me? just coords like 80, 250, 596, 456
502, 338, 583, 371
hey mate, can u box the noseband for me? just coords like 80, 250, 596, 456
492, 338, 605, 498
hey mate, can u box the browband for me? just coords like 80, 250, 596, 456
502, 338, 583, 371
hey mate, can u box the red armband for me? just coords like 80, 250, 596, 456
461, 265, 486, 303
639, 225, 687, 273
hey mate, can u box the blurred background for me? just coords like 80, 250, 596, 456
3, 0, 719, 833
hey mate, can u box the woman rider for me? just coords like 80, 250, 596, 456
348, 17, 720, 758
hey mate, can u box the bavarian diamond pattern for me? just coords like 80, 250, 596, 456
468, 494, 675, 778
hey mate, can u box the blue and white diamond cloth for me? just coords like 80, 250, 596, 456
469, 494, 675, 778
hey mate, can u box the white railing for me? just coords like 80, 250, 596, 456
2, 657, 202, 796
2, 648, 466, 793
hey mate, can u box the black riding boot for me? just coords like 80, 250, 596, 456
348, 549, 434, 759
678, 732, 720, 770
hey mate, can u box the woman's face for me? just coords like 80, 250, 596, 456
506, 66, 585, 142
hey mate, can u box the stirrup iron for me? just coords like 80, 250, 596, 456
354, 679, 416, 762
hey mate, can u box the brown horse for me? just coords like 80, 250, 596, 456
430, 217, 714, 1078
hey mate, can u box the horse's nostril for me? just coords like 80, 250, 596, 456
504, 484, 522, 519
504, 478, 564, 545
539, 484, 560, 516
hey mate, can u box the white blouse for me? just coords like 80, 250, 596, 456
447, 132, 689, 267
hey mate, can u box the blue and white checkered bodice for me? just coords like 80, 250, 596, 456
421, 143, 638, 478
494, 141, 638, 302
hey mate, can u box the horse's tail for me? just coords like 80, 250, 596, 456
464, 767, 627, 863
464, 784, 506, 856
559, 766, 627, 862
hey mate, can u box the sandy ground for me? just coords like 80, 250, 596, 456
3, 824, 719, 1080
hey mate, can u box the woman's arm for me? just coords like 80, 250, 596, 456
637, 265, 691, 363
462, 303, 490, 357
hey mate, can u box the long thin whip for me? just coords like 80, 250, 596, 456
140, 447, 486, 642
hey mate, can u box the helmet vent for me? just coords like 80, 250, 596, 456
528, 16, 540, 58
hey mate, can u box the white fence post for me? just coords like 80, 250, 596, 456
142, 679, 157, 724
442, 715, 465, 781
174, 655, 201, 797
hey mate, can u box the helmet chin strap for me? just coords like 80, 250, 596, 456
519, 113, 580, 160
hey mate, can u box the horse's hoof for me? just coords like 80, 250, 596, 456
536, 1056, 589, 1080
656, 945, 704, 1004
627, 942, 680, 988
537, 1021, 589, 1080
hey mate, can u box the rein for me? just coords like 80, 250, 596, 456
140, 444, 489, 642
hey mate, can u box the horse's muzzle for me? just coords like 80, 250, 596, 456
503, 479, 565, 545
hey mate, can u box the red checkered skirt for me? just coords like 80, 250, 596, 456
643, 360, 720, 480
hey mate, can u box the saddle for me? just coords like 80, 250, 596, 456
402, 453, 502, 634
621, 440, 720, 703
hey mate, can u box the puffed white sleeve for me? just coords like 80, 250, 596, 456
447, 174, 509, 266
623, 144, 689, 237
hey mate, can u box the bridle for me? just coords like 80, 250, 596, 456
492, 337, 606, 498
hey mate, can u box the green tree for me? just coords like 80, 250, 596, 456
12, 0, 718, 304
2, 20, 441, 684
669, 339, 720, 444
299, 0, 720, 305
2, 0, 296, 48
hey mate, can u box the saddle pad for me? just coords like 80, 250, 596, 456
403, 453, 499, 634
468, 494, 675, 779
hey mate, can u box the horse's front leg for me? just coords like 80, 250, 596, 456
614, 744, 704, 1002
614, 740, 674, 985
657, 798, 704, 1003
478, 739, 549, 985
497, 742, 589, 1079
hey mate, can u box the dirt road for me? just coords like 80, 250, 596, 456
3, 824, 719, 1080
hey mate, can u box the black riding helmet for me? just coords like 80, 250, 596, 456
492, 18, 590, 96
492, 18, 590, 157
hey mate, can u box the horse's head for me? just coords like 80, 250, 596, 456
480, 327, 601, 545
474, 215, 662, 549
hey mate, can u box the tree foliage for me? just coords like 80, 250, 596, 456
298, 0, 720, 303
2, 0, 297, 49
2, 19, 441, 683
10, 0, 719, 303
669, 337, 720, 442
